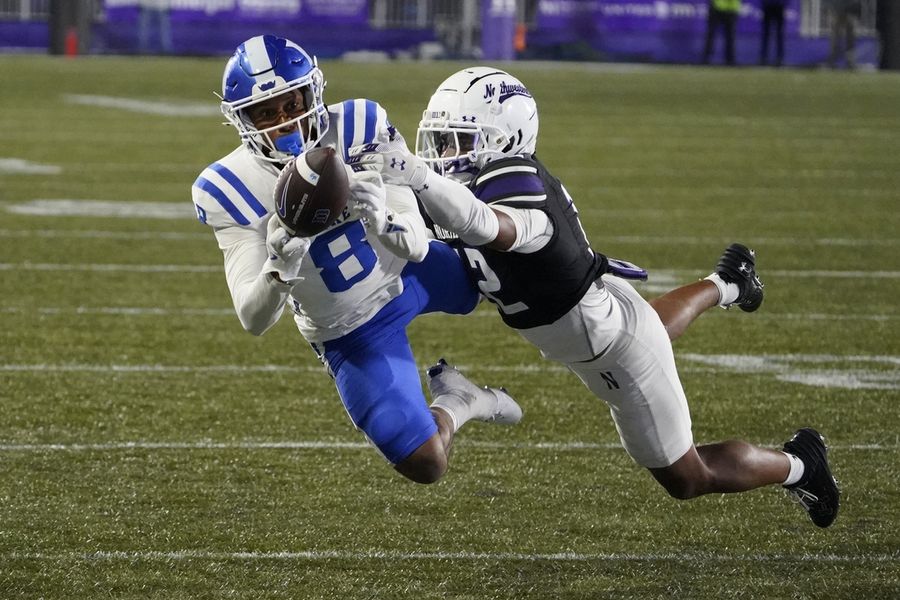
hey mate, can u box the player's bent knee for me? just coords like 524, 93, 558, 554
649, 454, 711, 500
395, 438, 448, 484
660, 478, 703, 500
357, 401, 438, 470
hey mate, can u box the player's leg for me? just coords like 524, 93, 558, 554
323, 327, 451, 483
649, 441, 790, 498
426, 358, 522, 443
394, 357, 522, 482
648, 280, 720, 341
321, 243, 519, 484
652, 431, 840, 528
403, 240, 480, 316
568, 278, 832, 514
569, 283, 790, 497
572, 268, 839, 525
649, 243, 764, 341
402, 238, 523, 435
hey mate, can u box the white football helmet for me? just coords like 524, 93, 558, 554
416, 67, 539, 183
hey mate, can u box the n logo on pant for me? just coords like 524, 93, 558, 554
600, 371, 619, 390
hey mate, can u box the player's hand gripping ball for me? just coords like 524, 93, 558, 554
274, 146, 350, 237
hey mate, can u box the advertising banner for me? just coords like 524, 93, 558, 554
530, 0, 817, 64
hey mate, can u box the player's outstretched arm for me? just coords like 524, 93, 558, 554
215, 219, 298, 336
348, 142, 500, 245
416, 173, 555, 253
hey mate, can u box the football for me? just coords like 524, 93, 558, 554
274, 146, 349, 237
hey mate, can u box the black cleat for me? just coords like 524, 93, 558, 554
716, 243, 764, 312
783, 428, 840, 528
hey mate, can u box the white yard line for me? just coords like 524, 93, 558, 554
0, 363, 559, 374
5, 200, 195, 219
3, 354, 896, 373
2, 263, 899, 278
2, 227, 897, 247
63, 94, 220, 117
0, 440, 892, 453
0, 228, 208, 241
0, 263, 220, 273
0, 158, 62, 175
6, 549, 898, 564
1, 306, 897, 321
1, 306, 237, 316
2, 354, 898, 392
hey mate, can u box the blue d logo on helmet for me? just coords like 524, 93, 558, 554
220, 35, 330, 164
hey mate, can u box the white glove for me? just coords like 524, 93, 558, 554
348, 139, 430, 191
264, 214, 310, 285
349, 171, 408, 236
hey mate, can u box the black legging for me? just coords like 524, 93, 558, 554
760, 4, 785, 65
702, 7, 738, 65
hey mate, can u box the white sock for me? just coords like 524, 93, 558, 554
704, 273, 740, 307
782, 452, 805, 486
430, 395, 469, 434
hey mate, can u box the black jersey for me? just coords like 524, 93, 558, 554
424, 155, 608, 330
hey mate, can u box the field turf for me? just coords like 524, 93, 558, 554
0, 55, 898, 599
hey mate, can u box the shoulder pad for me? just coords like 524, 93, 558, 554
330, 98, 394, 161
472, 157, 546, 207
191, 157, 272, 228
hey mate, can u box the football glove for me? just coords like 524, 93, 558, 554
347, 140, 430, 191
349, 171, 408, 236
264, 214, 310, 285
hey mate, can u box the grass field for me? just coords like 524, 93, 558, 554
1, 55, 898, 599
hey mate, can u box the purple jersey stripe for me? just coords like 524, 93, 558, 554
474, 171, 545, 204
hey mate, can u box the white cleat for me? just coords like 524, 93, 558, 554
426, 358, 523, 425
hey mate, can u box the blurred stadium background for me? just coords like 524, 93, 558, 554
2, 1, 899, 599
1, 0, 899, 68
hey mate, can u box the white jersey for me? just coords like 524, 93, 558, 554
191, 99, 412, 343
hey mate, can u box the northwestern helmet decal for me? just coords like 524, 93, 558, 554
498, 81, 531, 103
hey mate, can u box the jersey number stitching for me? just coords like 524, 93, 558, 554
307, 221, 377, 292
462, 247, 529, 315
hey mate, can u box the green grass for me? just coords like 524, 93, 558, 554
1, 55, 899, 599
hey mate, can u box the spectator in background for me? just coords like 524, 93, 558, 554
876, 0, 887, 69
826, 0, 862, 69
702, 0, 742, 66
138, 0, 173, 55
760, 0, 787, 66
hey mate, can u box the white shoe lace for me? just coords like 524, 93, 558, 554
787, 486, 820, 512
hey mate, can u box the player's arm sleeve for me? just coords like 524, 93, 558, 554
416, 172, 554, 252
491, 204, 553, 254
417, 172, 500, 246
213, 222, 292, 336
377, 183, 430, 262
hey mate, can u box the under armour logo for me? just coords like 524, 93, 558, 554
461, 115, 477, 122
739, 261, 752, 274
390, 157, 406, 170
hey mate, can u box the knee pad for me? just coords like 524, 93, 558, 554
358, 400, 436, 465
